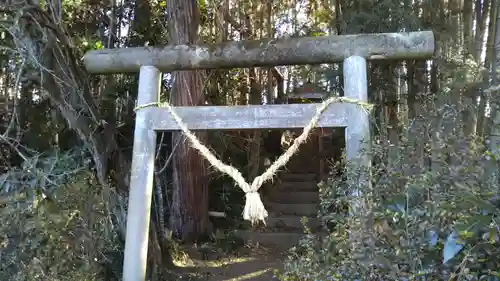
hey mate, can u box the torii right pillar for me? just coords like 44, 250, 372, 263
344, 55, 371, 217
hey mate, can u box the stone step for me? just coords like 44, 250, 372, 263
288, 156, 318, 161
287, 157, 318, 163
266, 215, 321, 230
287, 158, 319, 164
267, 203, 318, 216
285, 166, 318, 174
277, 181, 318, 191
235, 230, 308, 250
280, 173, 317, 182
269, 191, 319, 204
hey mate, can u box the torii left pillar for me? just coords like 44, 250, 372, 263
122, 66, 160, 281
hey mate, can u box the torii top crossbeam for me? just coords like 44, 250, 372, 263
83, 31, 434, 74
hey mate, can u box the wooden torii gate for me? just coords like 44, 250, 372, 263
83, 31, 435, 281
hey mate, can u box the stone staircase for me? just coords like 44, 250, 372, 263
234, 128, 345, 251
237, 171, 323, 251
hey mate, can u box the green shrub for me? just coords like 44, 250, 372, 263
0, 149, 124, 281
279, 114, 500, 280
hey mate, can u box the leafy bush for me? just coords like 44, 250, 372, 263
279, 104, 500, 280
0, 149, 124, 281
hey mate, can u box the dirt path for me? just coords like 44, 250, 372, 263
174, 244, 286, 281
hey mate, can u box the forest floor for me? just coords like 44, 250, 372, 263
172, 238, 286, 281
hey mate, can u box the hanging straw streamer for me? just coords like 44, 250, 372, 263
134, 96, 373, 224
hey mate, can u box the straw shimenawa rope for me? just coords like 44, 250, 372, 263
134, 96, 373, 224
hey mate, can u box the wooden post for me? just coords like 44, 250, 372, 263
318, 133, 325, 181
344, 56, 371, 211
123, 66, 160, 281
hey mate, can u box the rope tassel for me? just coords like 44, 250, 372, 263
134, 96, 373, 224
243, 191, 268, 224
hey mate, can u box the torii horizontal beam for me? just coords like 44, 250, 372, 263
83, 31, 434, 74
142, 103, 352, 131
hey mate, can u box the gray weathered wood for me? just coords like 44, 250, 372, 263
123, 66, 160, 281
83, 31, 435, 74
145, 103, 351, 131
344, 56, 371, 209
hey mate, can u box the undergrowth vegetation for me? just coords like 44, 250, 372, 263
279, 93, 500, 280
0, 149, 125, 281
0, 143, 249, 281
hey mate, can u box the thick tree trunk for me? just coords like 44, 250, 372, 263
167, 0, 211, 241
243, 6, 263, 182
478, 0, 497, 137
8, 4, 114, 185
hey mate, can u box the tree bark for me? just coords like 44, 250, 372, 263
167, 0, 211, 241
489, 0, 500, 160
478, 0, 497, 136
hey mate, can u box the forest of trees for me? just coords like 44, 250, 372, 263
1, 0, 500, 280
